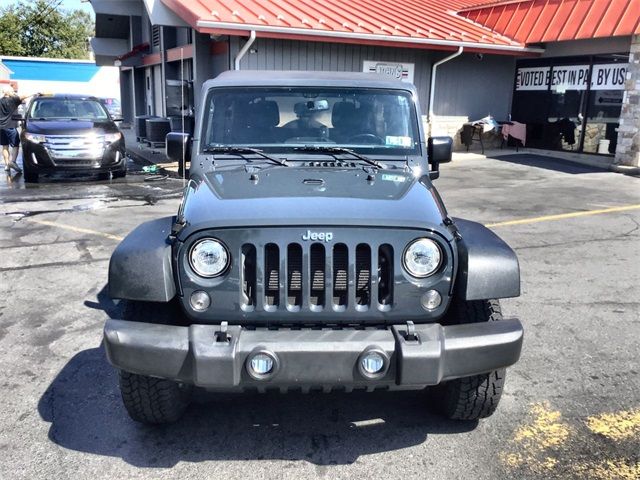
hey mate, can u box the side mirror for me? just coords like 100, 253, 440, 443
11, 113, 24, 121
166, 132, 192, 172
428, 136, 453, 164
427, 136, 453, 180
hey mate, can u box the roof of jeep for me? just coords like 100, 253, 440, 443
204, 70, 417, 92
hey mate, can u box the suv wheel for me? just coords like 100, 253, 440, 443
430, 299, 506, 420
112, 165, 127, 179
23, 167, 39, 183
119, 370, 192, 424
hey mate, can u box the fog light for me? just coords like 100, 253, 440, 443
361, 351, 385, 375
249, 353, 275, 376
189, 290, 211, 311
421, 290, 442, 311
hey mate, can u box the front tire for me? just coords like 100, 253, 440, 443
431, 299, 506, 420
119, 370, 192, 424
23, 167, 39, 183
115, 299, 191, 423
112, 165, 127, 178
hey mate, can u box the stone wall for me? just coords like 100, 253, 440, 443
615, 35, 640, 167
425, 115, 504, 152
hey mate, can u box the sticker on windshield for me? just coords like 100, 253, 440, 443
381, 173, 406, 183
385, 135, 412, 147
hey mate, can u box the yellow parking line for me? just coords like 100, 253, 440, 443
27, 218, 124, 241
486, 204, 640, 228
20, 204, 640, 239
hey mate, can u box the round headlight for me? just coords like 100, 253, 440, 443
403, 238, 442, 278
189, 238, 230, 277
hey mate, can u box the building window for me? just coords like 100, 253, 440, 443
512, 54, 628, 155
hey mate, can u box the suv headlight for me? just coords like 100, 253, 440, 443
104, 132, 122, 143
403, 238, 442, 278
25, 132, 46, 143
188, 238, 230, 278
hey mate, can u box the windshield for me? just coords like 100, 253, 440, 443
201, 87, 421, 156
29, 98, 109, 121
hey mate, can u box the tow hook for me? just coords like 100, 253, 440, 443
402, 321, 420, 342
214, 321, 231, 343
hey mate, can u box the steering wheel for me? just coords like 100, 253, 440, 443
346, 133, 385, 145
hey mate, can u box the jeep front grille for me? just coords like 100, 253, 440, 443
240, 242, 394, 313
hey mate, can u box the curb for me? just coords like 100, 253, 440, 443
610, 164, 640, 177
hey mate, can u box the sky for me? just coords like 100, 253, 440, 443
60, 0, 95, 16
2, 0, 95, 18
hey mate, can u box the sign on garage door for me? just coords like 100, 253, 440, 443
363, 61, 415, 83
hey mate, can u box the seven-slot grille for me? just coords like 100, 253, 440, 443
42, 134, 106, 161
240, 242, 394, 312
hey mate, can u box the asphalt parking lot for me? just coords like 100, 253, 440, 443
0, 154, 638, 480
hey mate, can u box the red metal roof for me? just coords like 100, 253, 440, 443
161, 0, 539, 53
459, 0, 640, 43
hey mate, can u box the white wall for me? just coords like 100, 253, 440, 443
10, 65, 121, 99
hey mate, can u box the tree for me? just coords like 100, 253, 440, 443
0, 0, 94, 59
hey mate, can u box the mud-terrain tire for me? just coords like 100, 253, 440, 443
119, 371, 192, 424
117, 299, 191, 423
431, 299, 506, 420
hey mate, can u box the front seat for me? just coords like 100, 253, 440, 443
330, 101, 358, 142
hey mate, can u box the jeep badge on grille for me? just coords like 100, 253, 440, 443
301, 230, 333, 242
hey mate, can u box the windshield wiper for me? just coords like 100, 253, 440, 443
202, 146, 287, 166
292, 145, 384, 169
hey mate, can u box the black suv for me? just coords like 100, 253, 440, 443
17, 94, 126, 182
106, 71, 523, 424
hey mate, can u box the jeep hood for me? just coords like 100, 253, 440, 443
179, 166, 446, 237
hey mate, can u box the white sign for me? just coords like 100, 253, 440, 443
516, 63, 629, 92
516, 67, 550, 90
550, 65, 590, 91
363, 61, 414, 83
591, 63, 627, 90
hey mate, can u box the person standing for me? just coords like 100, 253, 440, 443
0, 85, 32, 174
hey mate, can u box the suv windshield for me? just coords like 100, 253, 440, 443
201, 87, 421, 156
29, 98, 109, 121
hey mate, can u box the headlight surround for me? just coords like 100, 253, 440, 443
104, 132, 122, 143
188, 238, 230, 278
403, 238, 442, 278
25, 132, 46, 143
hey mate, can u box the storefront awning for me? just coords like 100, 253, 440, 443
90, 0, 143, 16
90, 38, 130, 66
143, 0, 188, 27
160, 0, 543, 54
459, 0, 640, 44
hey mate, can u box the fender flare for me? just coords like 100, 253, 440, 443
453, 218, 520, 301
109, 216, 176, 302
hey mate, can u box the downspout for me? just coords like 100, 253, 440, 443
234, 30, 256, 70
428, 46, 464, 123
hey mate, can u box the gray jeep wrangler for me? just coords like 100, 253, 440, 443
105, 71, 523, 424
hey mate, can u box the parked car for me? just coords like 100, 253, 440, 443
105, 71, 523, 424
17, 94, 126, 182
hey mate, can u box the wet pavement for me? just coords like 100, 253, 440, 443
0, 152, 185, 207
0, 153, 638, 480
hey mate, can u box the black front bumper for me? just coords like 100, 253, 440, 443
104, 319, 523, 391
